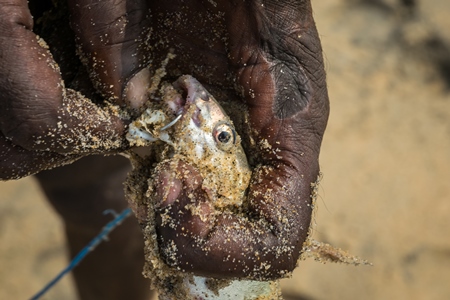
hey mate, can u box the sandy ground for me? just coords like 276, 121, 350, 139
1, 1, 449, 299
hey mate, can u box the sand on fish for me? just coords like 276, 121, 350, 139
1, 1, 450, 299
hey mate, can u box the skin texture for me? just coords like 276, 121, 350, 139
0, 0, 127, 179
0, 0, 329, 298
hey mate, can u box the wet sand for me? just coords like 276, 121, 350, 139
1, 1, 450, 299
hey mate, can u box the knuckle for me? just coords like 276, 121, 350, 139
0, 3, 33, 32
2, 108, 59, 151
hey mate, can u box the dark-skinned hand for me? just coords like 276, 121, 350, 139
0, 0, 329, 280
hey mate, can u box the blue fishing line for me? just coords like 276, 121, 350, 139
29, 207, 132, 300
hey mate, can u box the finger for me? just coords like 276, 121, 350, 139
225, 0, 329, 259
0, 1, 128, 156
152, 0, 329, 280
67, 0, 153, 109
0, 0, 64, 148
152, 161, 217, 268
0, 134, 81, 180
153, 160, 301, 280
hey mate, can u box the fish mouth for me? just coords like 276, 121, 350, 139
165, 75, 210, 128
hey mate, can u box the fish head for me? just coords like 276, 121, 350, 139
163, 75, 251, 207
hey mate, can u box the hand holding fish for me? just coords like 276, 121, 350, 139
147, 2, 329, 280
0, 0, 330, 298
121, 1, 330, 281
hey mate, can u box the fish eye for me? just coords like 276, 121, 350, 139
213, 123, 237, 151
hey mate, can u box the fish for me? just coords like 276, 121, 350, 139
127, 76, 370, 300
126, 75, 281, 299
127, 75, 251, 209
163, 75, 251, 208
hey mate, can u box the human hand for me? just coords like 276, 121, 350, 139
1, 0, 330, 280
135, 1, 329, 279
0, 0, 127, 180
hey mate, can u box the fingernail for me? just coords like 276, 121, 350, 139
157, 170, 182, 207
124, 68, 151, 110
